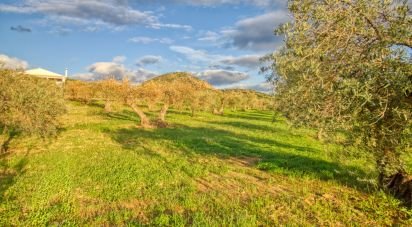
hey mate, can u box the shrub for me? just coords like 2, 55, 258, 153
0, 69, 66, 151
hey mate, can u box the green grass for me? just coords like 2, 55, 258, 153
1, 101, 411, 225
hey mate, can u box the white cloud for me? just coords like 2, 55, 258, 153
170, 45, 263, 70
129, 36, 174, 44
169, 45, 224, 63
220, 55, 262, 69
222, 10, 290, 51
113, 55, 127, 63
73, 57, 158, 83
150, 23, 192, 31
0, 0, 191, 31
196, 69, 249, 85
174, 0, 286, 7
136, 55, 163, 66
0, 54, 29, 70
230, 82, 274, 93
198, 31, 221, 42
0, 0, 155, 25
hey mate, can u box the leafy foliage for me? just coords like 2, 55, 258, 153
267, 0, 411, 198
0, 69, 66, 148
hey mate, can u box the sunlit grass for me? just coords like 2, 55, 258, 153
0, 101, 410, 225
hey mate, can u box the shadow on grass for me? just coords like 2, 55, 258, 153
103, 124, 374, 192
0, 151, 28, 200
220, 111, 274, 122
207, 120, 291, 134
104, 109, 158, 123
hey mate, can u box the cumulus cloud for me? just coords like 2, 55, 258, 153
244, 82, 274, 93
0, 0, 154, 25
174, 0, 286, 7
227, 82, 274, 93
198, 31, 221, 42
0, 0, 191, 30
208, 64, 236, 71
170, 45, 263, 70
129, 37, 174, 44
196, 69, 249, 85
220, 55, 262, 69
222, 10, 290, 51
136, 55, 163, 66
170, 45, 224, 63
113, 55, 127, 63
73, 58, 158, 83
10, 25, 31, 32
0, 54, 28, 69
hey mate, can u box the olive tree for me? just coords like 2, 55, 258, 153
150, 72, 212, 123
267, 0, 411, 203
120, 78, 154, 128
96, 78, 122, 112
0, 69, 66, 151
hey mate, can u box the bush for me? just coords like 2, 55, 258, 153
0, 69, 66, 150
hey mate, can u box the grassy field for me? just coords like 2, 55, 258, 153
1, 101, 411, 225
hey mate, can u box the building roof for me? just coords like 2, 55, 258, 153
25, 68, 65, 79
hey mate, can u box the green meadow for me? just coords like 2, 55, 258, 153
1, 102, 411, 225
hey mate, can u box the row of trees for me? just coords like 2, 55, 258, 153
65, 72, 273, 128
267, 0, 411, 204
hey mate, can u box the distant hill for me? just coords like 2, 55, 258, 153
147, 72, 214, 90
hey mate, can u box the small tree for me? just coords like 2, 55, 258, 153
149, 72, 212, 123
268, 0, 411, 203
96, 77, 122, 112
65, 80, 97, 103
0, 69, 66, 151
212, 90, 227, 115
120, 78, 153, 128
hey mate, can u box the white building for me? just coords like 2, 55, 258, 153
25, 68, 67, 85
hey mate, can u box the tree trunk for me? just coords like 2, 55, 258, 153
219, 107, 224, 115
377, 149, 412, 207
190, 107, 195, 117
317, 128, 325, 141
129, 103, 151, 128
147, 103, 155, 112
0, 126, 16, 153
104, 100, 112, 112
213, 108, 223, 115
0, 126, 8, 153
158, 103, 169, 122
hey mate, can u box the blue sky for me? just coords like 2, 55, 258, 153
0, 0, 290, 91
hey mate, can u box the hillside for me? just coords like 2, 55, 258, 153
0, 102, 410, 225
146, 72, 214, 90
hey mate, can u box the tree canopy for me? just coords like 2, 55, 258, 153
0, 69, 66, 151
268, 0, 411, 203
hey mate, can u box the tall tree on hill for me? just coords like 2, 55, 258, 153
267, 0, 411, 203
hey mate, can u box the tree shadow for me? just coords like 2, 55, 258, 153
0, 151, 29, 201
103, 124, 375, 192
104, 109, 157, 122
207, 120, 291, 134
0, 130, 18, 153
220, 111, 274, 122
